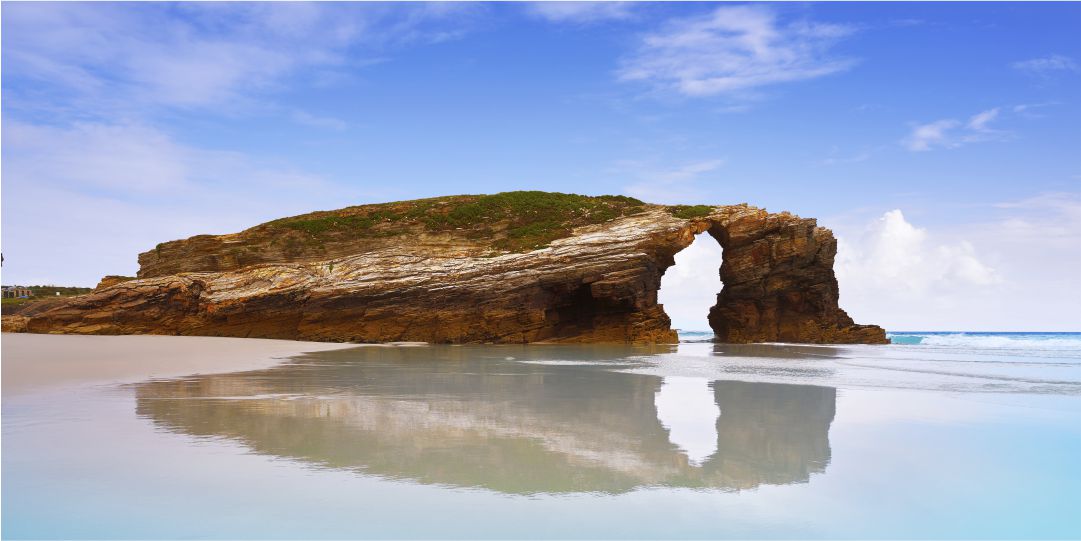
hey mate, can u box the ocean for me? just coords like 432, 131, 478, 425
3, 332, 1080, 539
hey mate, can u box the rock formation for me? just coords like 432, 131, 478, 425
94, 275, 136, 290
5, 192, 887, 344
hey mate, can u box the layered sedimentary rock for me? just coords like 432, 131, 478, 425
704, 210, 886, 343
95, 275, 136, 290
7, 193, 887, 344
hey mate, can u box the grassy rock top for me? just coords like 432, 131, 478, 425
138, 191, 720, 278
264, 191, 650, 252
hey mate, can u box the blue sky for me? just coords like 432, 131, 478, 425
2, 2, 1079, 330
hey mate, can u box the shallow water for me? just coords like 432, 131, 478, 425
4, 335, 1081, 539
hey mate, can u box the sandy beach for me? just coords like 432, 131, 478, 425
1, 333, 358, 396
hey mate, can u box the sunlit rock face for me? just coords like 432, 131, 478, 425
134, 345, 838, 494
9, 194, 886, 344
703, 209, 887, 344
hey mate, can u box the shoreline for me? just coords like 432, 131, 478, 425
1, 333, 359, 397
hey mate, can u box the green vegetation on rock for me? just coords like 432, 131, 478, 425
666, 205, 715, 219
270, 191, 647, 251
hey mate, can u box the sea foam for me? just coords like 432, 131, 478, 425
887, 332, 1081, 352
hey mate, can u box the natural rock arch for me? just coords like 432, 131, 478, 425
7, 198, 886, 344
652, 207, 885, 344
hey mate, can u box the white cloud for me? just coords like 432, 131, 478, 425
527, 2, 635, 24
903, 107, 1008, 151
837, 210, 998, 294
618, 5, 856, 97
835, 210, 1000, 330
1012, 102, 1058, 118
0, 121, 364, 286
903, 119, 960, 151
618, 159, 725, 203
966, 107, 999, 131
1011, 54, 1078, 75
834, 195, 1081, 331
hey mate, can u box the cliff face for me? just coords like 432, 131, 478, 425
9, 193, 887, 344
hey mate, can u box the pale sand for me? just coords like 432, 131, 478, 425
1, 333, 358, 397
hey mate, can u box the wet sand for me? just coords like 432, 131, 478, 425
1, 333, 357, 396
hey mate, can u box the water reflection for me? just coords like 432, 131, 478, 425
712, 343, 842, 358
135, 345, 835, 494
655, 377, 719, 465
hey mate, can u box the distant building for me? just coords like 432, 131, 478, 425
1, 286, 34, 298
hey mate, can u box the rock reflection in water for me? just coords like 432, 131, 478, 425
134, 345, 836, 494
712, 343, 842, 359
655, 377, 720, 465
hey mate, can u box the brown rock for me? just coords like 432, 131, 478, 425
95, 275, 136, 290
2, 315, 29, 333
14, 194, 888, 344
704, 209, 888, 344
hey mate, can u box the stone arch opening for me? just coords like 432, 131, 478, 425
683, 215, 885, 344
658, 232, 723, 340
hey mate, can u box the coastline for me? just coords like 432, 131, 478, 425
1, 333, 359, 397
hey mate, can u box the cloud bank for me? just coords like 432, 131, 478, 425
834, 194, 1081, 331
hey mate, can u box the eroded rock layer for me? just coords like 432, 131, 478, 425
7, 195, 887, 344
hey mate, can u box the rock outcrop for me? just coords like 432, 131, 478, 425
7, 192, 887, 344
94, 275, 136, 290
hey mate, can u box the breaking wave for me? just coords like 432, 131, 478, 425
887, 332, 1081, 352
